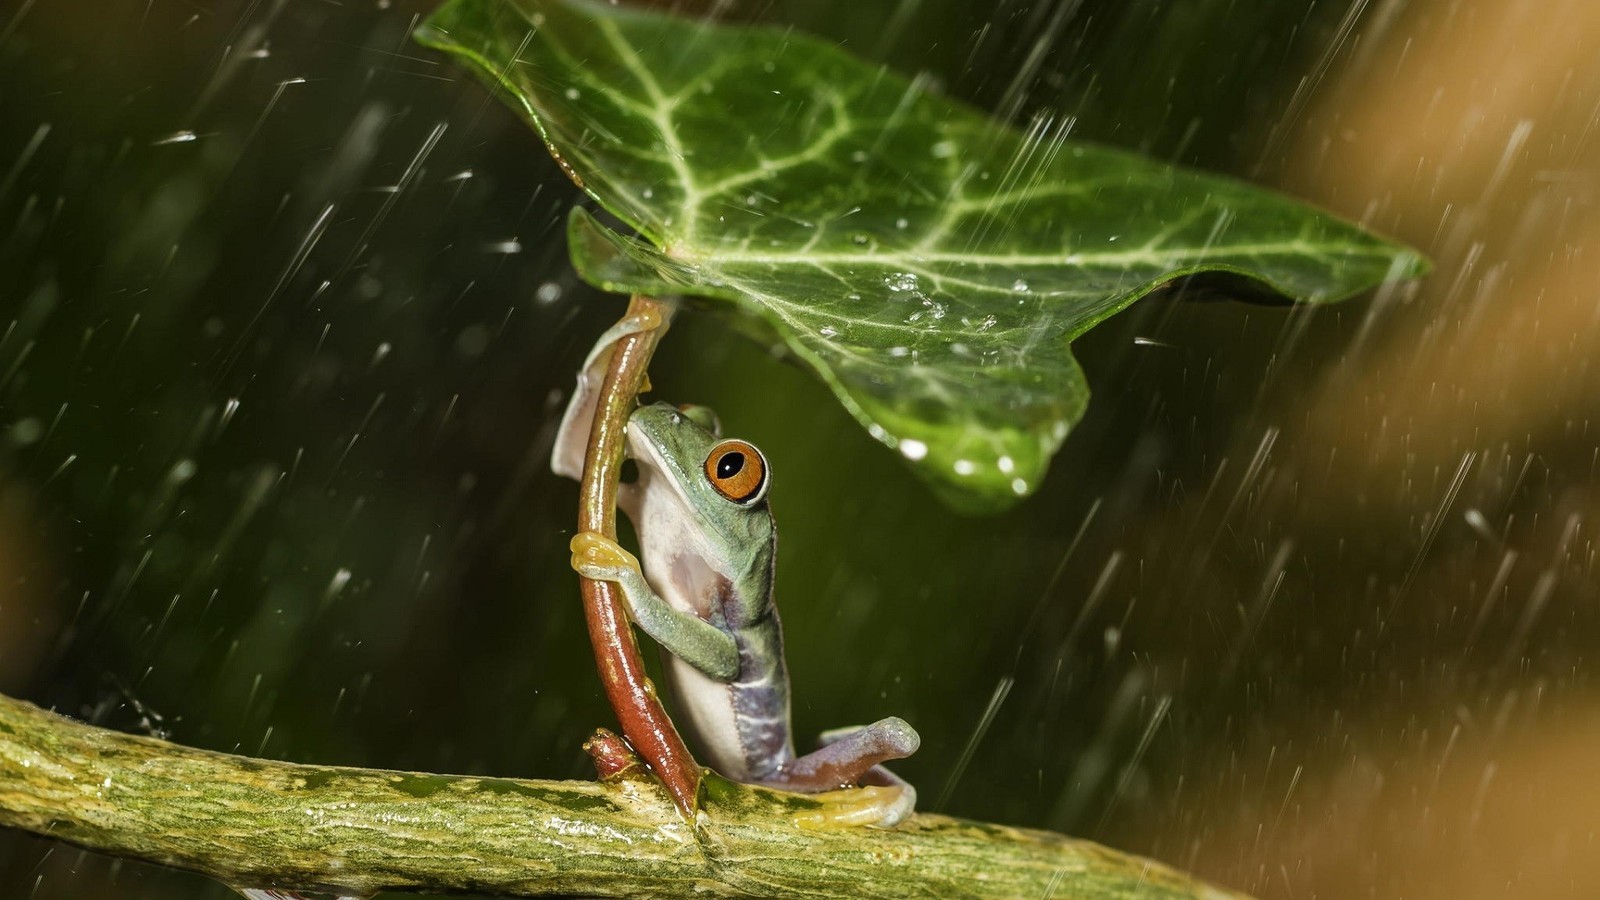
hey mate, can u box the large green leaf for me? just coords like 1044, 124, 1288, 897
418, 0, 1425, 511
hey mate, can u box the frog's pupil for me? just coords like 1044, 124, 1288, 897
717, 452, 745, 479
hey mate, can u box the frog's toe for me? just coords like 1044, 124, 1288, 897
791, 783, 917, 830
573, 561, 632, 583
818, 716, 920, 760
869, 716, 920, 758
569, 532, 641, 576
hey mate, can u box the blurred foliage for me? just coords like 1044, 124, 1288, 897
1, 1, 1595, 899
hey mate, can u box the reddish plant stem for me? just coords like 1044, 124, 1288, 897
582, 728, 644, 783
575, 294, 701, 815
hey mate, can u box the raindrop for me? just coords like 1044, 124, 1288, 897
455, 325, 490, 358
323, 568, 353, 606
1012, 279, 1029, 292
153, 130, 198, 145
1464, 508, 1501, 543
818, 325, 838, 338
888, 346, 910, 357
884, 272, 919, 292
485, 239, 522, 254
899, 439, 929, 461
8, 418, 42, 446
535, 282, 563, 304
895, 217, 909, 229
931, 140, 956, 158
953, 459, 977, 476
565, 88, 580, 100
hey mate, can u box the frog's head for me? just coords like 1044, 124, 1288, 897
626, 402, 775, 550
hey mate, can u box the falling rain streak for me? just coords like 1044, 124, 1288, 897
0, 1, 1597, 898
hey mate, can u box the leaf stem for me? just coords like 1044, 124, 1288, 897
575, 294, 701, 815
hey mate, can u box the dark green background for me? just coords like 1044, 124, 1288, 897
1, 1, 1590, 898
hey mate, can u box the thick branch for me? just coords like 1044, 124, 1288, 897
0, 693, 1244, 899
575, 294, 701, 815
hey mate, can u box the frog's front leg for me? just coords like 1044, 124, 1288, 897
758, 717, 921, 827
570, 531, 739, 681
550, 306, 665, 481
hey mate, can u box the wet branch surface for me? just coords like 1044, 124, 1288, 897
0, 692, 1246, 898
575, 294, 702, 815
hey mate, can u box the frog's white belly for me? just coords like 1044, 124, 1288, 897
661, 628, 793, 782
622, 459, 793, 780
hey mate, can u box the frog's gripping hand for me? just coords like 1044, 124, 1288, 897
570, 532, 739, 681
550, 308, 663, 481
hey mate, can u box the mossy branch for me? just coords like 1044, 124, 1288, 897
0, 693, 1245, 899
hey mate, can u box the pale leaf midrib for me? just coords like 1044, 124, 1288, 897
700, 239, 1394, 270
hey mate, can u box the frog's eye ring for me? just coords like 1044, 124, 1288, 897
704, 439, 768, 505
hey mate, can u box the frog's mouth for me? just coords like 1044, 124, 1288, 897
625, 407, 684, 478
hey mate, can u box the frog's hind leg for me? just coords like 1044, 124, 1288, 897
757, 716, 920, 827
763, 716, 918, 790
550, 306, 665, 481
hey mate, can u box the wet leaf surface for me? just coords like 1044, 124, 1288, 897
419, 0, 1425, 510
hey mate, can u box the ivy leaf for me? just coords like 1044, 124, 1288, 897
418, 0, 1426, 511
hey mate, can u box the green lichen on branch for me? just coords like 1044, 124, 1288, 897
0, 693, 1245, 898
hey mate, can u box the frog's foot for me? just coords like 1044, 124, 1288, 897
787, 783, 916, 829
756, 717, 920, 827
550, 306, 666, 481
569, 531, 642, 583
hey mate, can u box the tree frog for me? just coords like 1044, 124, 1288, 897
552, 310, 919, 826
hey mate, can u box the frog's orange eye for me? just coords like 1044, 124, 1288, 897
704, 439, 768, 505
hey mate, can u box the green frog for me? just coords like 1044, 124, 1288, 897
552, 310, 919, 825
